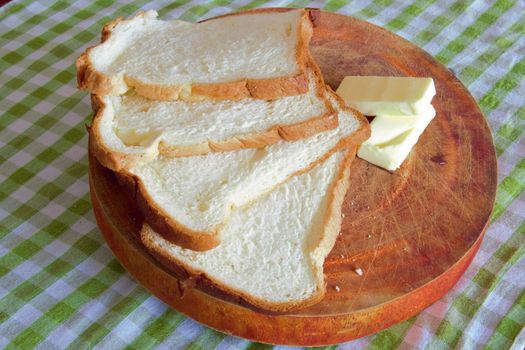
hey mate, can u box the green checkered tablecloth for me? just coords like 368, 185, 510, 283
1, 0, 524, 348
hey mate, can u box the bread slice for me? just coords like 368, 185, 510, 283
130, 91, 369, 250
141, 148, 353, 312
90, 67, 336, 171
77, 9, 313, 101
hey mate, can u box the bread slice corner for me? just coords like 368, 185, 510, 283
77, 11, 159, 96
76, 8, 314, 101
136, 177, 221, 251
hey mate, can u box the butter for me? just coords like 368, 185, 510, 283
336, 75, 437, 171
336, 76, 436, 116
357, 105, 436, 171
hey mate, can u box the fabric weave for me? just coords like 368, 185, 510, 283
0, 0, 523, 349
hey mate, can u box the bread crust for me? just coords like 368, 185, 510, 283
136, 178, 221, 252
85, 7, 370, 252
89, 82, 369, 251
88, 96, 153, 172
88, 62, 338, 171
325, 86, 371, 150
139, 148, 356, 312
307, 148, 355, 301
123, 86, 369, 251
76, 9, 313, 101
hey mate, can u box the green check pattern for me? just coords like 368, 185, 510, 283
0, 0, 523, 349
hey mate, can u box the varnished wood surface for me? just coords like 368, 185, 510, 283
88, 10, 497, 345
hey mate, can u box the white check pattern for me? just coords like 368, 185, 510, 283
0, 0, 524, 349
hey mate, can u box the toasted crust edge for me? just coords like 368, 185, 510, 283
88, 61, 337, 171
308, 147, 355, 300
139, 148, 355, 312
128, 87, 370, 252
92, 161, 220, 252
136, 180, 220, 252
76, 9, 313, 101
89, 95, 154, 172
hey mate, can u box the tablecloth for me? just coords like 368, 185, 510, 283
1, 0, 524, 349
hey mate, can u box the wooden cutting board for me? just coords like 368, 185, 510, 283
88, 10, 497, 346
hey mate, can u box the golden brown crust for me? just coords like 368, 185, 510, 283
117, 83, 369, 252
89, 155, 221, 251
76, 50, 116, 96
324, 86, 371, 149
77, 12, 152, 96
307, 148, 356, 302
141, 228, 322, 312
160, 61, 338, 155
88, 60, 339, 171
136, 180, 220, 251
135, 110, 364, 252
139, 148, 356, 312
114, 171, 136, 194
193, 8, 313, 100
85, 7, 370, 253
89, 80, 369, 251
88, 122, 123, 172
188, 72, 310, 101
88, 132, 220, 251
88, 95, 140, 172
76, 9, 314, 101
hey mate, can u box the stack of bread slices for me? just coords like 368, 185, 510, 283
77, 8, 370, 312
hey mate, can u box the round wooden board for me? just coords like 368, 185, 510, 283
88, 10, 497, 346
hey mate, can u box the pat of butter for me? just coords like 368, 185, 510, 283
336, 76, 436, 116
357, 106, 436, 171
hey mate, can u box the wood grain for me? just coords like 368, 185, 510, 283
88, 10, 497, 345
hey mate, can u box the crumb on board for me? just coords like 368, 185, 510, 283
355, 268, 363, 276
334, 285, 341, 292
